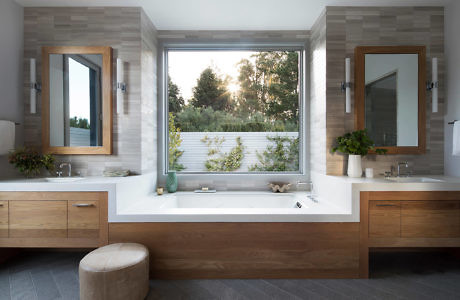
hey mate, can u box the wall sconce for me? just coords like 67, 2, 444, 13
116, 58, 126, 115
427, 57, 438, 113
29, 58, 41, 114
341, 58, 351, 113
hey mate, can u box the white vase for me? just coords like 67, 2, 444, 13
347, 155, 362, 177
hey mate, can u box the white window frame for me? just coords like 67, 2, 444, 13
157, 41, 309, 188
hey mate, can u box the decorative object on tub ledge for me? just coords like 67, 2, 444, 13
194, 187, 217, 193
365, 168, 374, 178
156, 187, 164, 195
269, 182, 292, 193
166, 170, 178, 193
331, 129, 387, 178
8, 147, 55, 177
103, 169, 130, 177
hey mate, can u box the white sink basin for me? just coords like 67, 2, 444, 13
45, 177, 85, 183
386, 177, 444, 183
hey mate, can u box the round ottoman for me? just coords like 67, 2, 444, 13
79, 243, 149, 300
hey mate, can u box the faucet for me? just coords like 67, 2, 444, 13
59, 162, 72, 177
397, 161, 409, 177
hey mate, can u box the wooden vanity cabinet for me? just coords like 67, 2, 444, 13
0, 201, 8, 238
360, 191, 460, 278
0, 192, 107, 248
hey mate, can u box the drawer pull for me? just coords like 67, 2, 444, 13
72, 203, 95, 207
376, 204, 397, 207
0, 204, 3, 207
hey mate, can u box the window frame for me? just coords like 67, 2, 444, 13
158, 41, 309, 184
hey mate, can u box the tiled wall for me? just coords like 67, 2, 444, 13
23, 7, 158, 176
309, 10, 327, 175
314, 6, 445, 176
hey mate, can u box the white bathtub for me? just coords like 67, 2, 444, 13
114, 191, 351, 222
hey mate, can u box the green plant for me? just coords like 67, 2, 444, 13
69, 116, 90, 129
331, 129, 387, 156
8, 147, 55, 177
250, 136, 299, 172
201, 136, 244, 172
168, 113, 185, 171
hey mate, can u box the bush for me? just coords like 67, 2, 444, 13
201, 136, 244, 171
168, 113, 185, 171
249, 136, 299, 172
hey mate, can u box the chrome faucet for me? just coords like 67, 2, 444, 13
397, 161, 409, 177
59, 162, 72, 177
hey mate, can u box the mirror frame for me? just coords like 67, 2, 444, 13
41, 46, 113, 154
354, 46, 426, 154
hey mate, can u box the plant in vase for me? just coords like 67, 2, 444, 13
8, 147, 55, 177
331, 130, 387, 177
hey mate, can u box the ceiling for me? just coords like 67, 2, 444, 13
15, 0, 450, 30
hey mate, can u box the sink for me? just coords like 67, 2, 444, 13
45, 177, 85, 183
385, 177, 444, 183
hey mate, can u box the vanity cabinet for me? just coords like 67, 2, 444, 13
0, 201, 8, 238
361, 191, 460, 278
0, 192, 107, 248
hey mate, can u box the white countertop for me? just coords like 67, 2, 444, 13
1, 173, 459, 223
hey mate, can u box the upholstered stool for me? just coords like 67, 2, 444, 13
79, 243, 149, 300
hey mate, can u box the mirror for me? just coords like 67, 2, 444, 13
42, 46, 112, 154
355, 46, 426, 154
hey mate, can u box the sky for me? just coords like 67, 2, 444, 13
68, 57, 90, 122
168, 50, 257, 101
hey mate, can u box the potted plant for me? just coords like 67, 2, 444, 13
331, 130, 387, 177
8, 147, 55, 177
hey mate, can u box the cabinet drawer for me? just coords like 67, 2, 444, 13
68, 200, 99, 238
369, 201, 401, 238
0, 200, 8, 238
401, 201, 460, 238
9, 200, 67, 238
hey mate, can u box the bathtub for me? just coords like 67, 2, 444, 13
114, 191, 352, 222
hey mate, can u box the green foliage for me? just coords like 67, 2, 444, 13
331, 129, 388, 156
168, 113, 185, 171
201, 136, 244, 171
191, 67, 231, 111
168, 77, 185, 114
69, 117, 90, 129
249, 136, 299, 172
175, 106, 297, 132
236, 51, 299, 122
8, 147, 55, 177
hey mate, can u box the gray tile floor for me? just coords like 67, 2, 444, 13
0, 250, 459, 300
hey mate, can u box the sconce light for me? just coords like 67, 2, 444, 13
341, 58, 351, 113
29, 58, 41, 114
116, 58, 126, 115
427, 57, 438, 113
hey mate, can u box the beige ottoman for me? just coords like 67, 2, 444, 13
79, 243, 149, 300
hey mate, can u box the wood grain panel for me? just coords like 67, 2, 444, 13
68, 200, 99, 238
401, 201, 460, 238
9, 201, 67, 238
0, 191, 102, 201
369, 201, 401, 238
0, 201, 8, 238
109, 222, 360, 279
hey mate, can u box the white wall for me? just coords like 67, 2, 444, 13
365, 54, 419, 146
445, 1, 460, 177
0, 0, 23, 177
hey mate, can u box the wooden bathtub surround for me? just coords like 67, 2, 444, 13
360, 191, 460, 278
109, 222, 360, 279
0, 192, 108, 248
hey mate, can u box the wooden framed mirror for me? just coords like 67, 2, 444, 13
42, 46, 113, 154
354, 46, 426, 154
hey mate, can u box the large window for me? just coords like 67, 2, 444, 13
165, 46, 304, 173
